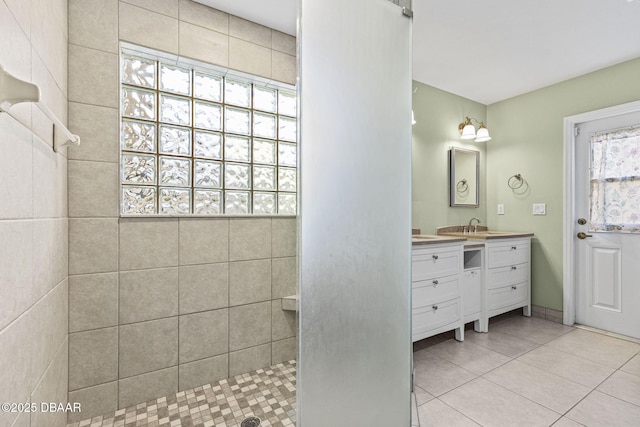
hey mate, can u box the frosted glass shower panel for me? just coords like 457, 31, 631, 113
298, 0, 413, 425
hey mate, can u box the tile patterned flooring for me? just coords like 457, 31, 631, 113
414, 314, 640, 427
69, 314, 640, 427
67, 360, 296, 427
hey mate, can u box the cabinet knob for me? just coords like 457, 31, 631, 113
432, 305, 438, 310
511, 286, 517, 290
432, 255, 439, 260
432, 280, 439, 285
511, 266, 517, 270
511, 246, 517, 250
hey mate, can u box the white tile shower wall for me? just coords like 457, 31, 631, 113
66, 0, 298, 421
0, 1, 69, 426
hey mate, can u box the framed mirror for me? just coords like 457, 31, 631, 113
449, 147, 479, 207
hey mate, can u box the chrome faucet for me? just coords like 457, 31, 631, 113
468, 217, 481, 233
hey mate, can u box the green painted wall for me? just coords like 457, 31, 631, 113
486, 57, 640, 310
412, 58, 640, 312
412, 82, 487, 234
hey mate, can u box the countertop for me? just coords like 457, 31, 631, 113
412, 234, 467, 245
436, 225, 533, 240
463, 242, 485, 249
438, 231, 534, 240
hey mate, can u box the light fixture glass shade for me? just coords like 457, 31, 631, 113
411, 110, 416, 125
475, 125, 491, 142
460, 124, 476, 139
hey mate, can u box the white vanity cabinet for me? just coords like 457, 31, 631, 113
484, 237, 531, 322
411, 241, 465, 342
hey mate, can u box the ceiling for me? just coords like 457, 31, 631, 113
195, 0, 640, 105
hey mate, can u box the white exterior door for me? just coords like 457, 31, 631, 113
574, 111, 640, 339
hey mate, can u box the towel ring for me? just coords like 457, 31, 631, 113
508, 174, 524, 190
456, 179, 469, 193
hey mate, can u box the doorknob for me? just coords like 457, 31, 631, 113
577, 218, 587, 225
577, 232, 593, 239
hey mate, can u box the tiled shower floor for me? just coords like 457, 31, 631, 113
67, 360, 296, 427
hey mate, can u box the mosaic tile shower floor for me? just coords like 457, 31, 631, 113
67, 360, 296, 427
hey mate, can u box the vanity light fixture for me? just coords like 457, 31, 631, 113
458, 116, 492, 142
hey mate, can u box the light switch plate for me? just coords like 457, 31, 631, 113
497, 204, 505, 215
533, 203, 546, 215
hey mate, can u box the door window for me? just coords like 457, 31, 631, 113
590, 126, 640, 232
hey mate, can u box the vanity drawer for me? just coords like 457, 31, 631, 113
487, 281, 528, 312
486, 262, 529, 289
412, 298, 460, 336
487, 240, 529, 268
412, 248, 461, 281
412, 275, 460, 309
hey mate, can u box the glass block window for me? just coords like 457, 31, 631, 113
120, 51, 297, 215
